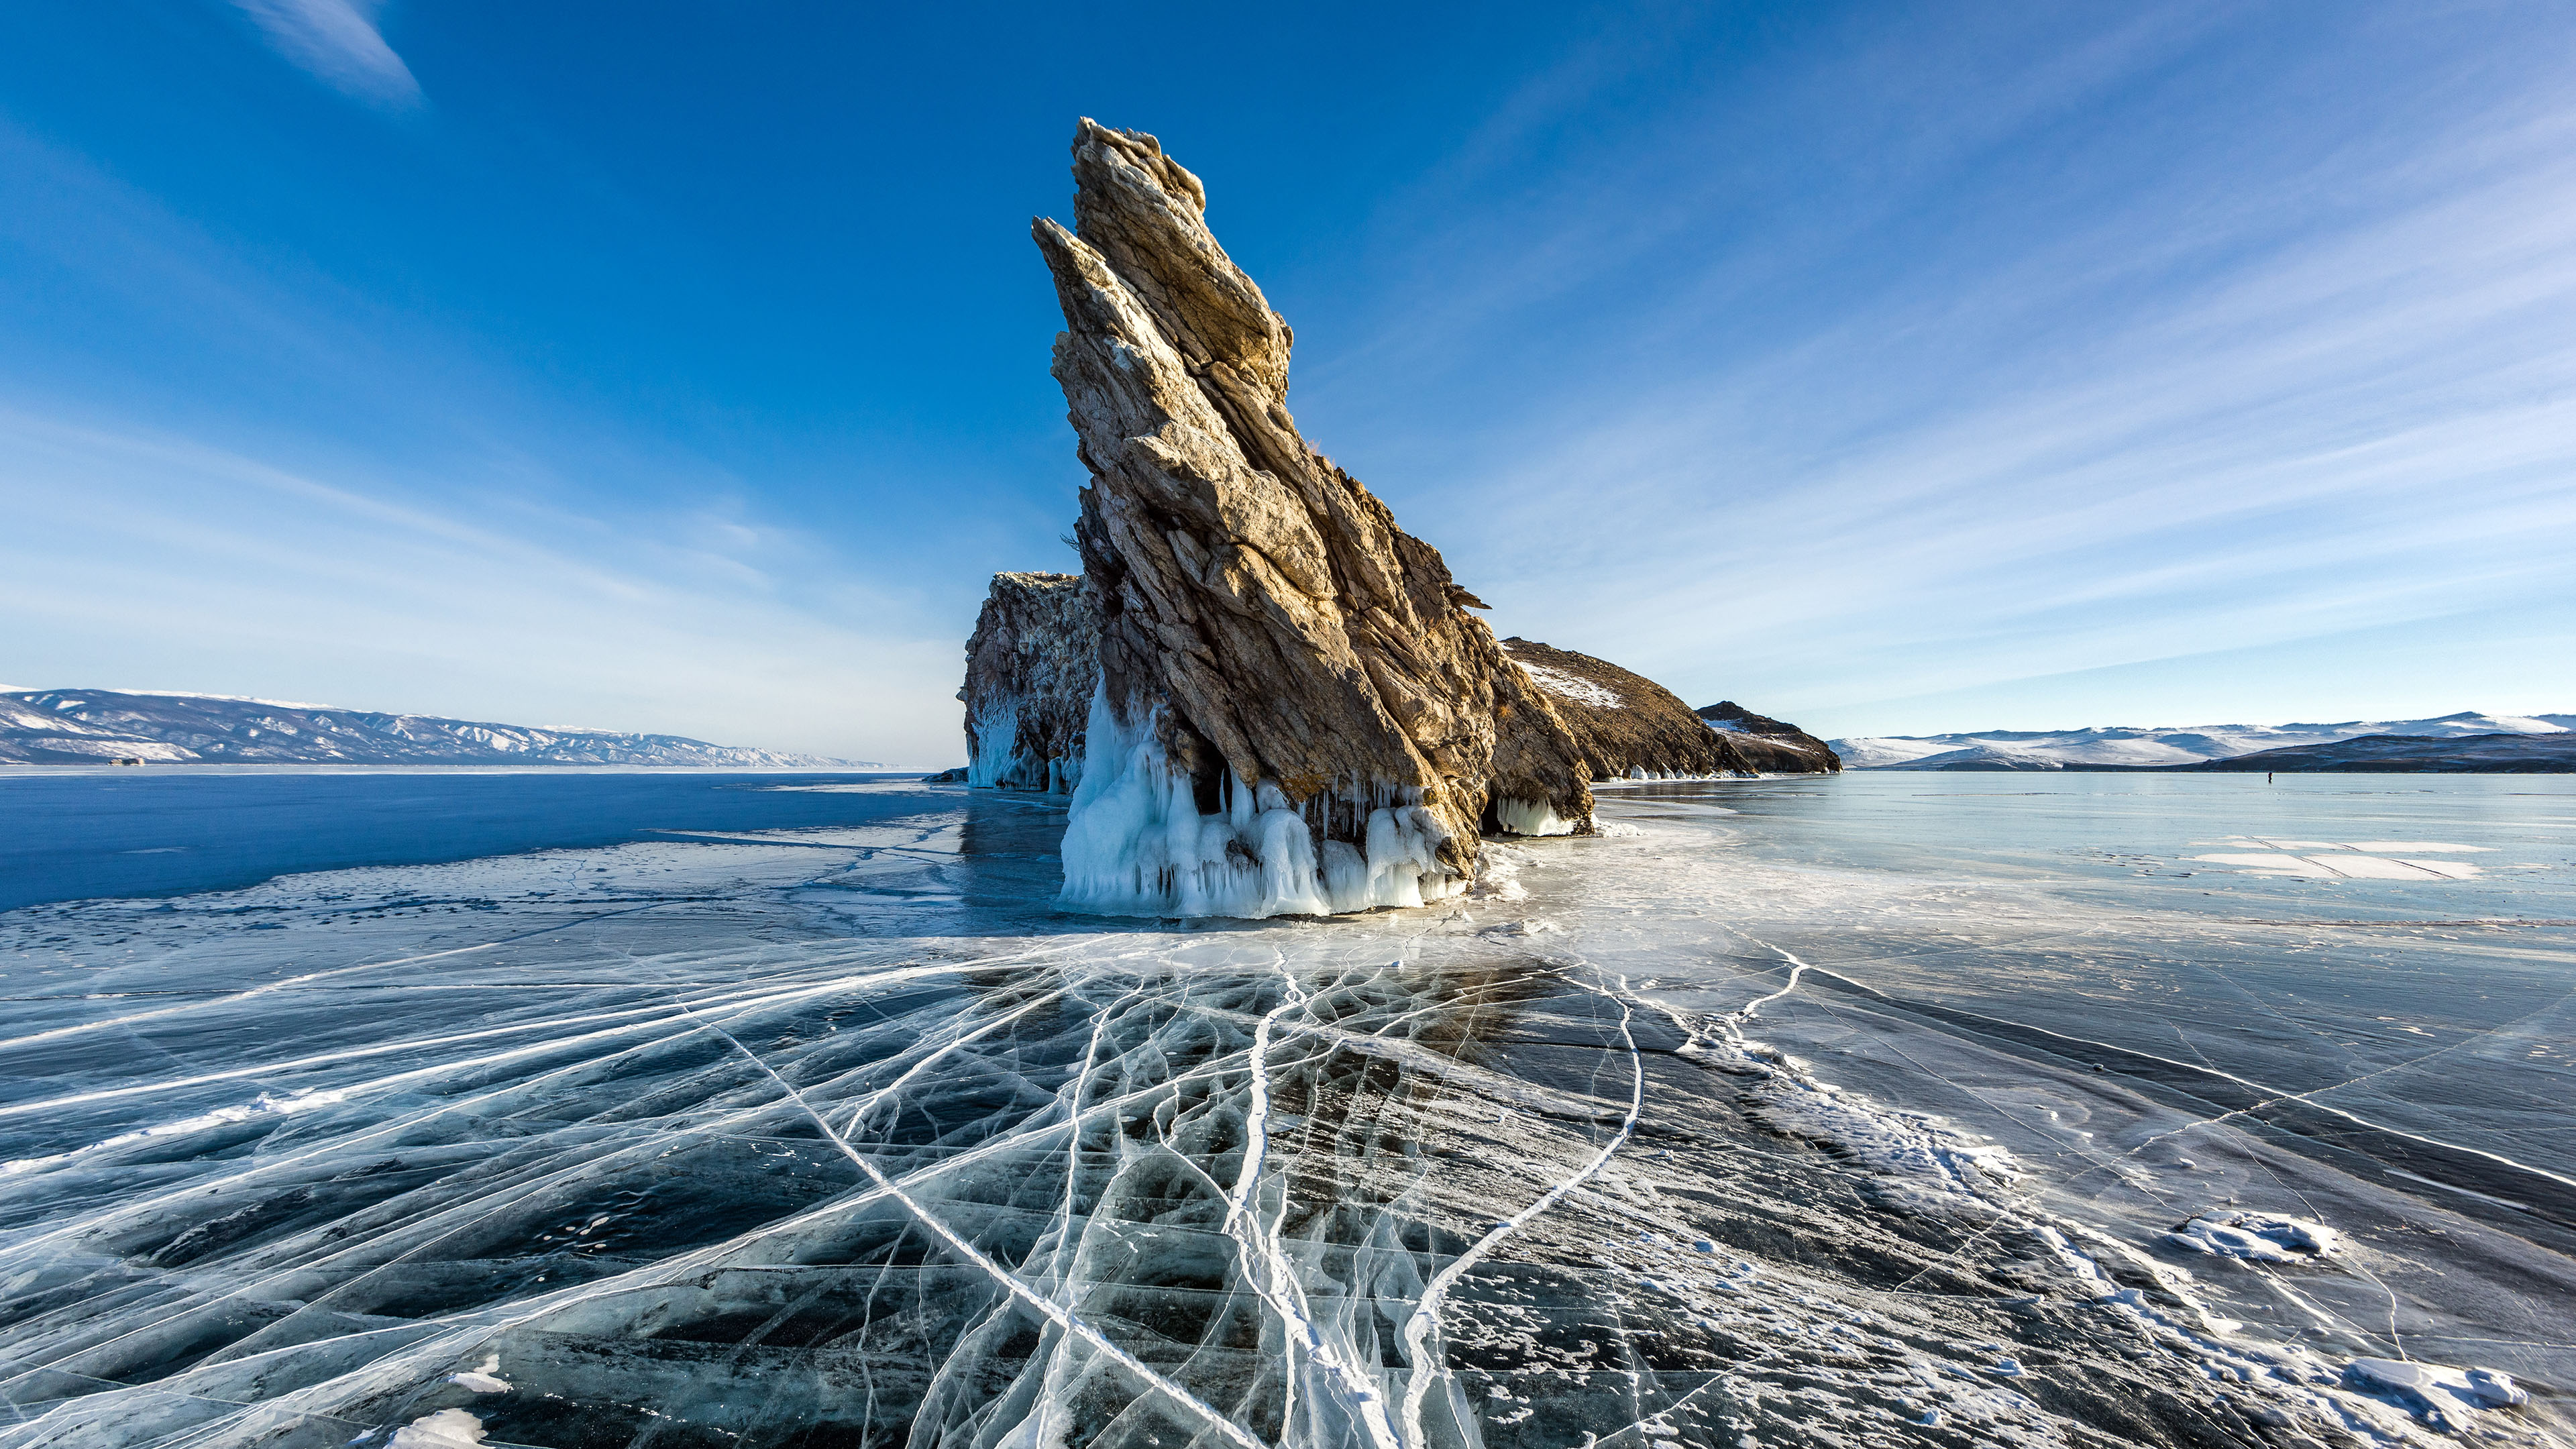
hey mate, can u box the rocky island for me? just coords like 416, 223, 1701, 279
957, 121, 1834, 918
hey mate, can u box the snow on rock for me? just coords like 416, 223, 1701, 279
1509, 653, 1625, 710
1693, 700, 1843, 773
1027, 119, 1598, 916
2168, 1212, 2342, 1260
961, 572, 1098, 793
1497, 642, 1840, 780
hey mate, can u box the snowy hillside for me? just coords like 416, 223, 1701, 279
1831, 712, 2576, 770
0, 688, 876, 767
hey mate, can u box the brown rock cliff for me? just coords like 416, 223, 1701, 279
1030, 120, 1596, 914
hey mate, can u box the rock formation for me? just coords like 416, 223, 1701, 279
1695, 700, 1843, 773
1029, 119, 1596, 916
959, 572, 1099, 792
1501, 639, 1841, 779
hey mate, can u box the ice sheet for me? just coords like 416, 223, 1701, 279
1, 775, 2569, 1448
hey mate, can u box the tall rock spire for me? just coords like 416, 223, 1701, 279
1032, 119, 1593, 916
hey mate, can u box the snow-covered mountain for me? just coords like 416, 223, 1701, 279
0, 688, 877, 767
1831, 712, 2576, 771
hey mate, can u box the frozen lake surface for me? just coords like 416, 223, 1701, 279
2, 770, 2571, 1448
0, 768, 931, 912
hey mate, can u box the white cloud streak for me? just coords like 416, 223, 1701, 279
230, 0, 422, 108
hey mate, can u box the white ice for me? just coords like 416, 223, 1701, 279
1057, 688, 1464, 918
387, 1409, 486, 1448
1492, 796, 1580, 837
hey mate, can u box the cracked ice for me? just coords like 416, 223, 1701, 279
1, 782, 2568, 1449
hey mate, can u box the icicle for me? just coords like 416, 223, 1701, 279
1493, 797, 1578, 837
967, 699, 1022, 788
1056, 686, 1465, 918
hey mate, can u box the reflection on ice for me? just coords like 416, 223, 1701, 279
1, 777, 2570, 1448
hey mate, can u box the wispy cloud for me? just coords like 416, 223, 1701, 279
229, 0, 421, 108
1292, 6, 2576, 733
0, 408, 961, 763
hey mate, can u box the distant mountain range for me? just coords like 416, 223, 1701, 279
2163, 731, 2576, 773
1831, 712, 2575, 771
0, 688, 877, 767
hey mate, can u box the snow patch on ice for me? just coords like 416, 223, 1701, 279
1645, 990, 2474, 1442
388, 1408, 487, 1448
447, 1351, 511, 1393
2168, 1212, 2340, 1261
2345, 1357, 2529, 1428
1741, 1057, 2022, 1209
1466, 845, 1529, 902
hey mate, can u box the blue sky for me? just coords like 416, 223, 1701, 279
4, 2, 2571, 764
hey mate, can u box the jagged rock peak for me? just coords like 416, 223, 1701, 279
961, 572, 1099, 793
1030, 119, 1595, 916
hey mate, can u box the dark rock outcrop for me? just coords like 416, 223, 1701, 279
1029, 120, 1596, 915
1499, 640, 1840, 778
959, 572, 1098, 792
1695, 700, 1842, 773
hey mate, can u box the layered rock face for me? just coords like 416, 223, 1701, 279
959, 572, 1099, 792
1502, 639, 1842, 779
1031, 120, 1595, 916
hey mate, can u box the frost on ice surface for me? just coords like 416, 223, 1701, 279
1058, 689, 1462, 918
2168, 1212, 2341, 1260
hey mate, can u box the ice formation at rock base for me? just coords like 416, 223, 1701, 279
1057, 691, 1462, 918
